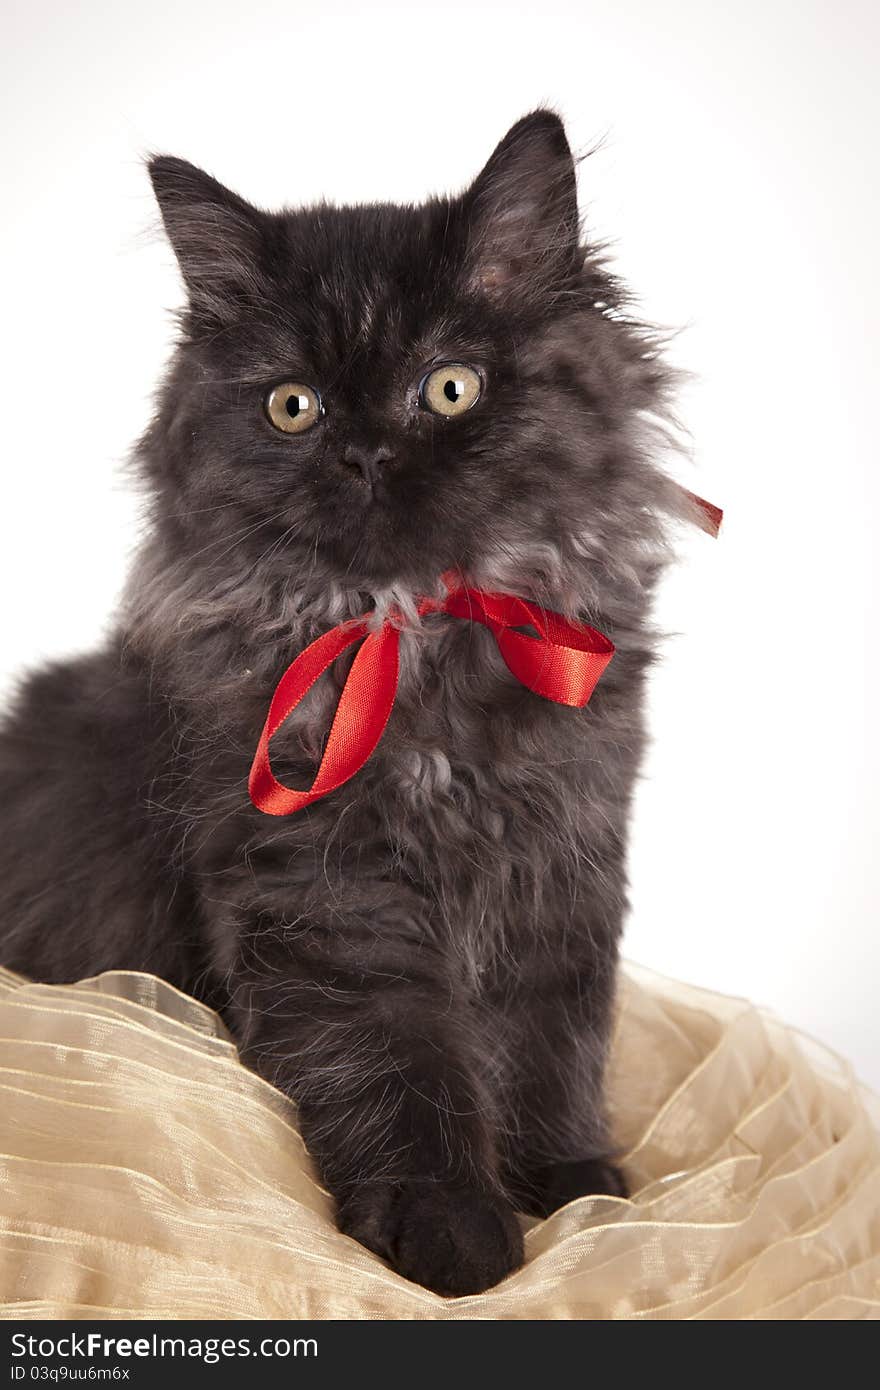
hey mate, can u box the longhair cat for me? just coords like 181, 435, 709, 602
0, 111, 700, 1295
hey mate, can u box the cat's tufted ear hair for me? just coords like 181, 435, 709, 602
148, 156, 270, 327
462, 110, 580, 299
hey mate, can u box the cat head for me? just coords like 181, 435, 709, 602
140, 110, 680, 625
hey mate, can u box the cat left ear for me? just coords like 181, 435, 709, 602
148, 156, 269, 326
463, 110, 580, 297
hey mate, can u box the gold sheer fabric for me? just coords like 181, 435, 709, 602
0, 962, 877, 1320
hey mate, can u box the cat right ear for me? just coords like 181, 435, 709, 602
462, 110, 580, 299
148, 156, 268, 326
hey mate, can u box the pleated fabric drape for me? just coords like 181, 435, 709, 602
0, 962, 877, 1320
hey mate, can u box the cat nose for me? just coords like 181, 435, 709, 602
342, 442, 394, 487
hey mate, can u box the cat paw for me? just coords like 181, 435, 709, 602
338, 1179, 524, 1296
507, 1156, 628, 1218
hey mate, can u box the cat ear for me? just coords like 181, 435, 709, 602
463, 110, 580, 296
148, 156, 269, 325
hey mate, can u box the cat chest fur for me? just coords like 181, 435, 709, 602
318, 621, 615, 980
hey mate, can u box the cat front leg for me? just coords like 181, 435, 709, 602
223, 908, 523, 1296
498, 960, 627, 1218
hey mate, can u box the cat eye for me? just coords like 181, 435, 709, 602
419, 364, 483, 417
264, 382, 323, 434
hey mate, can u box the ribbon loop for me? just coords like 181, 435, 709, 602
496, 622, 614, 706
439, 586, 614, 707
248, 619, 401, 816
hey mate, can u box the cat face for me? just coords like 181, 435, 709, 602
147, 112, 663, 599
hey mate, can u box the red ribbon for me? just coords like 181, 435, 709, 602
248, 493, 722, 817
248, 578, 614, 816
683, 490, 723, 538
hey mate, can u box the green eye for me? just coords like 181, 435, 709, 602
265, 382, 322, 434
419, 364, 483, 417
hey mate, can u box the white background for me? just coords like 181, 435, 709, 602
2, 1, 878, 1084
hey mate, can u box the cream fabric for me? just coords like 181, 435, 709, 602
0, 962, 877, 1320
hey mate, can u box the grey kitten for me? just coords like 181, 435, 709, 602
0, 111, 700, 1294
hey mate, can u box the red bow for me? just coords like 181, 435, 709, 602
248, 496, 721, 817
248, 578, 613, 816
